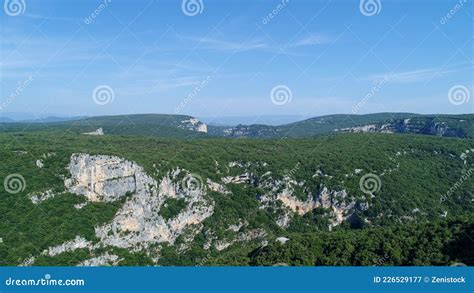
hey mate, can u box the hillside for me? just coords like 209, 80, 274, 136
209, 113, 474, 138
0, 132, 472, 266
0, 114, 209, 138
1, 113, 472, 139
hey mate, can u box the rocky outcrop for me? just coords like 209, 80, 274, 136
275, 187, 355, 226
214, 229, 267, 251
36, 159, 44, 168
206, 179, 229, 194
45, 236, 93, 257
78, 253, 122, 266
63, 154, 214, 252
64, 154, 153, 202
180, 118, 208, 133
222, 173, 252, 184
82, 128, 104, 136
30, 189, 55, 204
32, 154, 365, 264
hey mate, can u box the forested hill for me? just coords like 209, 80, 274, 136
0, 132, 472, 266
0, 113, 472, 139
209, 113, 474, 138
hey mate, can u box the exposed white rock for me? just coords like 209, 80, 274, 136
47, 154, 216, 256
19, 256, 35, 267
229, 161, 245, 168
74, 202, 88, 209
13, 150, 28, 155
64, 154, 152, 202
45, 236, 93, 257
222, 173, 251, 184
215, 229, 267, 251
313, 169, 332, 179
275, 187, 355, 227
227, 220, 247, 232
338, 124, 378, 133
203, 230, 217, 250
36, 159, 44, 168
197, 123, 208, 133
82, 128, 104, 136
30, 189, 55, 204
276, 211, 291, 228
180, 118, 208, 133
275, 237, 290, 244
207, 178, 229, 194
78, 253, 122, 266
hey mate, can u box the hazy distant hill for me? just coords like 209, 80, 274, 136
209, 113, 474, 138
0, 113, 473, 139
0, 114, 209, 138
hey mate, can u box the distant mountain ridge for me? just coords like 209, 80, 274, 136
209, 113, 474, 138
0, 113, 472, 138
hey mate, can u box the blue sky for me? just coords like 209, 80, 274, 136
1, 0, 473, 119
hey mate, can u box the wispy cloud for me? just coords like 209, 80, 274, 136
291, 34, 331, 47
24, 13, 78, 22
183, 33, 332, 55
366, 67, 461, 84
185, 36, 267, 52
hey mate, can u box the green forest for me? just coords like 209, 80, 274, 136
0, 131, 472, 266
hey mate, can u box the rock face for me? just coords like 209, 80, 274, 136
78, 253, 122, 266
274, 187, 355, 226
30, 189, 55, 204
64, 153, 214, 251
34, 153, 363, 265
334, 118, 468, 138
180, 118, 208, 133
46, 236, 93, 257
82, 128, 104, 136
65, 154, 151, 202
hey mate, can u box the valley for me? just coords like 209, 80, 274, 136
0, 127, 472, 266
